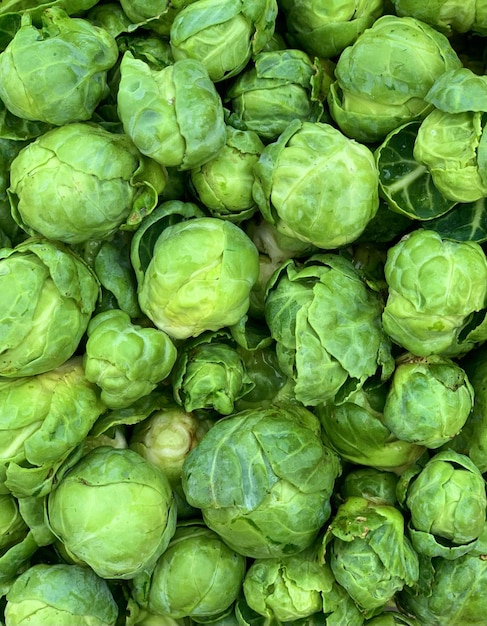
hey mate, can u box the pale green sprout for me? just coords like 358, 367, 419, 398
0, 8, 119, 125
46, 447, 177, 580
84, 309, 177, 409
392, 0, 487, 35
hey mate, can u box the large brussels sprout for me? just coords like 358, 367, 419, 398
189, 125, 264, 223
134, 216, 259, 340
398, 450, 487, 559
253, 120, 379, 250
46, 446, 177, 579
0, 8, 118, 125
413, 69, 487, 202
225, 48, 325, 141
327, 15, 462, 143
181, 404, 341, 559
0, 357, 106, 498
117, 52, 226, 170
264, 254, 394, 407
398, 548, 487, 625
392, 0, 487, 35
8, 122, 166, 244
382, 353, 475, 448
134, 521, 246, 621
382, 229, 487, 357
278, 0, 384, 59
3, 563, 118, 626
0, 238, 99, 378
317, 384, 425, 473
169, 0, 278, 82
83, 309, 177, 409
321, 496, 419, 618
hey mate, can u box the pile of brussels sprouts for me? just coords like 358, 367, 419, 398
3, 0, 487, 624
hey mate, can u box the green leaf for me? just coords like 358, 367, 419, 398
422, 198, 487, 243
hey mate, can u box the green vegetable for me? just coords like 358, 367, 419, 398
46, 446, 177, 579
83, 309, 178, 409
133, 520, 247, 621
134, 216, 260, 340
392, 0, 487, 35
0, 238, 99, 377
3, 563, 118, 626
117, 53, 227, 170
8, 122, 166, 244
182, 404, 341, 558
382, 229, 487, 357
0, 8, 118, 125
253, 120, 380, 250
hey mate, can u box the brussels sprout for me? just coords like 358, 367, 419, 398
225, 48, 325, 141
46, 447, 177, 579
398, 450, 487, 559
382, 354, 475, 448
83, 309, 177, 409
341, 467, 399, 507
134, 521, 246, 621
242, 548, 334, 622
0, 494, 27, 553
0, 357, 106, 498
392, 0, 487, 35
117, 53, 226, 170
278, 0, 385, 59
413, 70, 487, 203
3, 563, 118, 626
321, 496, 419, 618
135, 217, 259, 340
169, 0, 278, 82
0, 238, 99, 378
182, 404, 341, 559
172, 331, 255, 415
382, 229, 487, 357
398, 549, 487, 624
317, 384, 426, 473
264, 254, 394, 407
8, 122, 166, 244
0, 8, 118, 125
119, 0, 199, 37
189, 125, 264, 223
327, 15, 462, 143
253, 120, 380, 250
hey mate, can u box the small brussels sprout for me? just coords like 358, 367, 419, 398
264, 254, 394, 407
0, 8, 118, 126
172, 331, 255, 415
398, 450, 487, 559
321, 496, 419, 618
182, 404, 341, 559
382, 229, 487, 357
341, 467, 399, 507
134, 521, 246, 621
317, 384, 426, 473
8, 122, 166, 244
0, 238, 99, 378
4, 563, 118, 626
0, 357, 106, 498
398, 549, 487, 625
278, 0, 385, 59
242, 548, 333, 622
119, 0, 200, 37
225, 48, 325, 141
253, 120, 379, 250
392, 0, 487, 35
46, 447, 177, 580
189, 125, 264, 223
135, 217, 259, 340
117, 53, 226, 170
83, 309, 178, 409
169, 0, 278, 82
382, 354, 475, 448
327, 15, 462, 143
